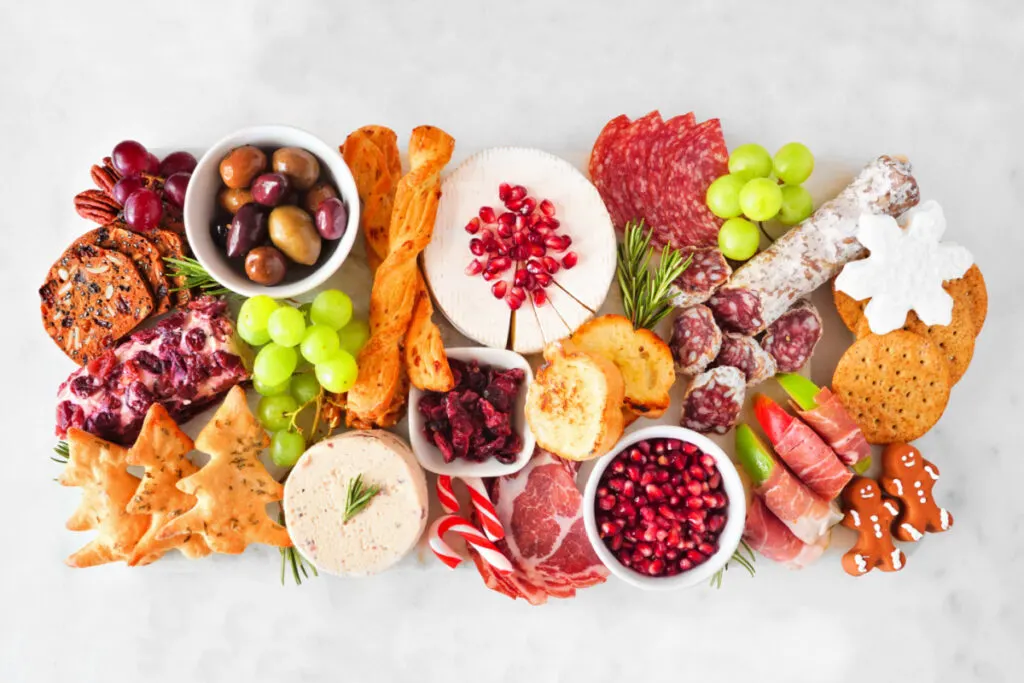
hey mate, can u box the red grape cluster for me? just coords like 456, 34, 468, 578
110, 140, 197, 232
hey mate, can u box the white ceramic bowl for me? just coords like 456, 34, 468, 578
184, 125, 360, 299
408, 347, 534, 478
583, 425, 746, 591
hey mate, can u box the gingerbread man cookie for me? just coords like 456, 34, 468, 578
840, 477, 906, 576
880, 443, 953, 542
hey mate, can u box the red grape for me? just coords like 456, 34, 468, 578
146, 153, 160, 174
111, 140, 150, 177
112, 176, 144, 205
124, 189, 163, 231
158, 151, 197, 177
163, 172, 191, 208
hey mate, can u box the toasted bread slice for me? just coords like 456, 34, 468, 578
526, 341, 625, 461
570, 314, 674, 419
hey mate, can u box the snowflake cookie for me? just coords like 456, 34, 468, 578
835, 201, 973, 335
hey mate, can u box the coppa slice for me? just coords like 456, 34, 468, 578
777, 373, 871, 468
72, 223, 171, 315
40, 243, 154, 365
743, 496, 827, 569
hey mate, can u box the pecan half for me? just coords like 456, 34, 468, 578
74, 189, 120, 225
90, 160, 121, 198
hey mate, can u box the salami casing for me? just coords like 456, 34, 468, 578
712, 332, 778, 386
680, 366, 746, 435
670, 305, 723, 376
668, 247, 732, 308
760, 300, 824, 373
708, 156, 919, 335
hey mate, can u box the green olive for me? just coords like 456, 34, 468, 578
268, 206, 321, 265
219, 146, 267, 189
272, 147, 321, 191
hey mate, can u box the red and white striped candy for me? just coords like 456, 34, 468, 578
436, 475, 505, 541
429, 514, 513, 574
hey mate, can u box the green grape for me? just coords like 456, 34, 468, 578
298, 302, 313, 319
237, 317, 271, 346
300, 324, 340, 364
238, 295, 279, 345
777, 184, 814, 225
739, 178, 783, 222
253, 342, 297, 386
310, 289, 353, 330
337, 319, 370, 356
291, 372, 321, 404
315, 350, 359, 393
270, 430, 306, 467
718, 218, 760, 261
257, 394, 298, 432
706, 174, 746, 219
268, 306, 306, 348
773, 142, 814, 185
254, 375, 291, 397
727, 143, 773, 180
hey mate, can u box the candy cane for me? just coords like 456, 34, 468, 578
429, 514, 513, 574
436, 475, 505, 541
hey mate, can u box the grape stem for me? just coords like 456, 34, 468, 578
282, 387, 344, 447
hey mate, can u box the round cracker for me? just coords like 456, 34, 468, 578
833, 330, 950, 444
946, 264, 987, 336
832, 278, 866, 333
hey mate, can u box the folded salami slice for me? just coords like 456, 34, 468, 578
708, 156, 919, 335
680, 366, 745, 435
712, 332, 777, 386
668, 247, 732, 308
760, 300, 823, 373
743, 496, 828, 569
670, 305, 722, 376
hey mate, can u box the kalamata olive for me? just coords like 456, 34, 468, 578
218, 187, 253, 214
245, 246, 288, 285
315, 197, 348, 240
210, 222, 231, 249
271, 147, 320, 191
226, 203, 269, 258
303, 182, 338, 214
251, 173, 291, 207
219, 145, 267, 189
268, 206, 321, 265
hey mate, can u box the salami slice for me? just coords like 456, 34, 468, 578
680, 366, 746, 435
669, 247, 732, 308
707, 286, 765, 335
623, 111, 663, 230
670, 305, 723, 376
760, 300, 823, 372
712, 332, 778, 386
588, 115, 631, 228
644, 113, 695, 232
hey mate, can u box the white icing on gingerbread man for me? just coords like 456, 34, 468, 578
880, 443, 954, 543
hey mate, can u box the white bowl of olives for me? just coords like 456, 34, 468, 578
184, 125, 361, 298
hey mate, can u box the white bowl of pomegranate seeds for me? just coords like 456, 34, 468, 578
583, 426, 746, 590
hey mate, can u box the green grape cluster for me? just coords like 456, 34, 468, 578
237, 289, 370, 467
706, 142, 816, 262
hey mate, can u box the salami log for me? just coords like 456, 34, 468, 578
708, 156, 919, 335
670, 305, 723, 376
712, 332, 777, 386
668, 247, 732, 308
680, 366, 745, 435
760, 300, 823, 373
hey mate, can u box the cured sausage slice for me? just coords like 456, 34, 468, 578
669, 247, 732, 308
680, 366, 746, 435
670, 305, 722, 376
644, 112, 695, 232
760, 300, 823, 373
588, 115, 631, 228
712, 332, 778, 386
623, 111, 663, 229
707, 286, 766, 335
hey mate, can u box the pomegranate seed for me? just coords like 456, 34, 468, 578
482, 269, 499, 281
688, 465, 707, 481
539, 198, 555, 217
542, 256, 560, 273
666, 439, 682, 451
609, 534, 623, 551
679, 558, 694, 571
683, 443, 698, 455
526, 244, 545, 258
513, 231, 528, 245
667, 527, 682, 548
639, 506, 656, 523
698, 542, 717, 556
491, 281, 507, 298
607, 478, 624, 492
626, 465, 641, 482
505, 199, 523, 212
708, 472, 722, 490
544, 234, 565, 250
647, 559, 664, 576
653, 542, 666, 559
637, 542, 653, 558
479, 206, 496, 223
510, 245, 527, 260
700, 454, 717, 471
498, 183, 512, 202
686, 480, 703, 497
686, 549, 708, 565
526, 213, 541, 229
613, 502, 636, 519
622, 480, 635, 498
487, 256, 511, 273
611, 461, 626, 475
655, 469, 670, 483
469, 238, 485, 256
515, 214, 528, 231
519, 197, 536, 215
514, 268, 528, 286
666, 549, 679, 561
685, 496, 704, 510
708, 514, 726, 533
599, 520, 617, 535
509, 185, 527, 201
542, 217, 560, 230
510, 286, 525, 300
496, 222, 514, 238
645, 484, 664, 501
640, 471, 654, 486
534, 271, 552, 287
527, 232, 544, 245
498, 211, 516, 227
465, 259, 483, 276
526, 258, 544, 274
506, 293, 523, 310
465, 217, 481, 234
562, 251, 578, 269
532, 289, 547, 305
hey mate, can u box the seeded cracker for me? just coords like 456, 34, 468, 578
71, 222, 171, 314
156, 386, 291, 553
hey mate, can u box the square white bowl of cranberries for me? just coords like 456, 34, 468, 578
583, 425, 746, 590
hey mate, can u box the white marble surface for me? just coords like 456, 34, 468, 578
2, 1, 1022, 681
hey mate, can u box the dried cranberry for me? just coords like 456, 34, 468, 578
56, 401, 84, 433
134, 350, 164, 374
83, 411, 117, 439
433, 431, 456, 463
212, 350, 243, 372
185, 327, 207, 352
125, 382, 156, 415
478, 398, 511, 436
158, 312, 187, 331
70, 376, 98, 399
133, 328, 160, 345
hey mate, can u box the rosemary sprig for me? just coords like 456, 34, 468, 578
709, 540, 756, 589
163, 256, 239, 299
278, 509, 318, 586
344, 474, 381, 523
52, 441, 69, 464
616, 220, 692, 330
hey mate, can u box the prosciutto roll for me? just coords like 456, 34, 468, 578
753, 394, 852, 500
777, 374, 871, 467
743, 496, 828, 569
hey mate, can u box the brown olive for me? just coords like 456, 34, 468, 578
268, 206, 321, 265
218, 187, 254, 214
219, 146, 267, 189
245, 246, 288, 285
272, 147, 320, 191
303, 182, 338, 214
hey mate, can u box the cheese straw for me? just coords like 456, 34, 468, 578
436, 475, 505, 541
429, 514, 513, 574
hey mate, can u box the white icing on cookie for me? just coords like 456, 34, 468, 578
940, 508, 951, 530
849, 510, 861, 527
924, 464, 939, 481
855, 554, 867, 573
884, 501, 900, 516
891, 549, 903, 570
901, 523, 923, 541
893, 478, 904, 495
